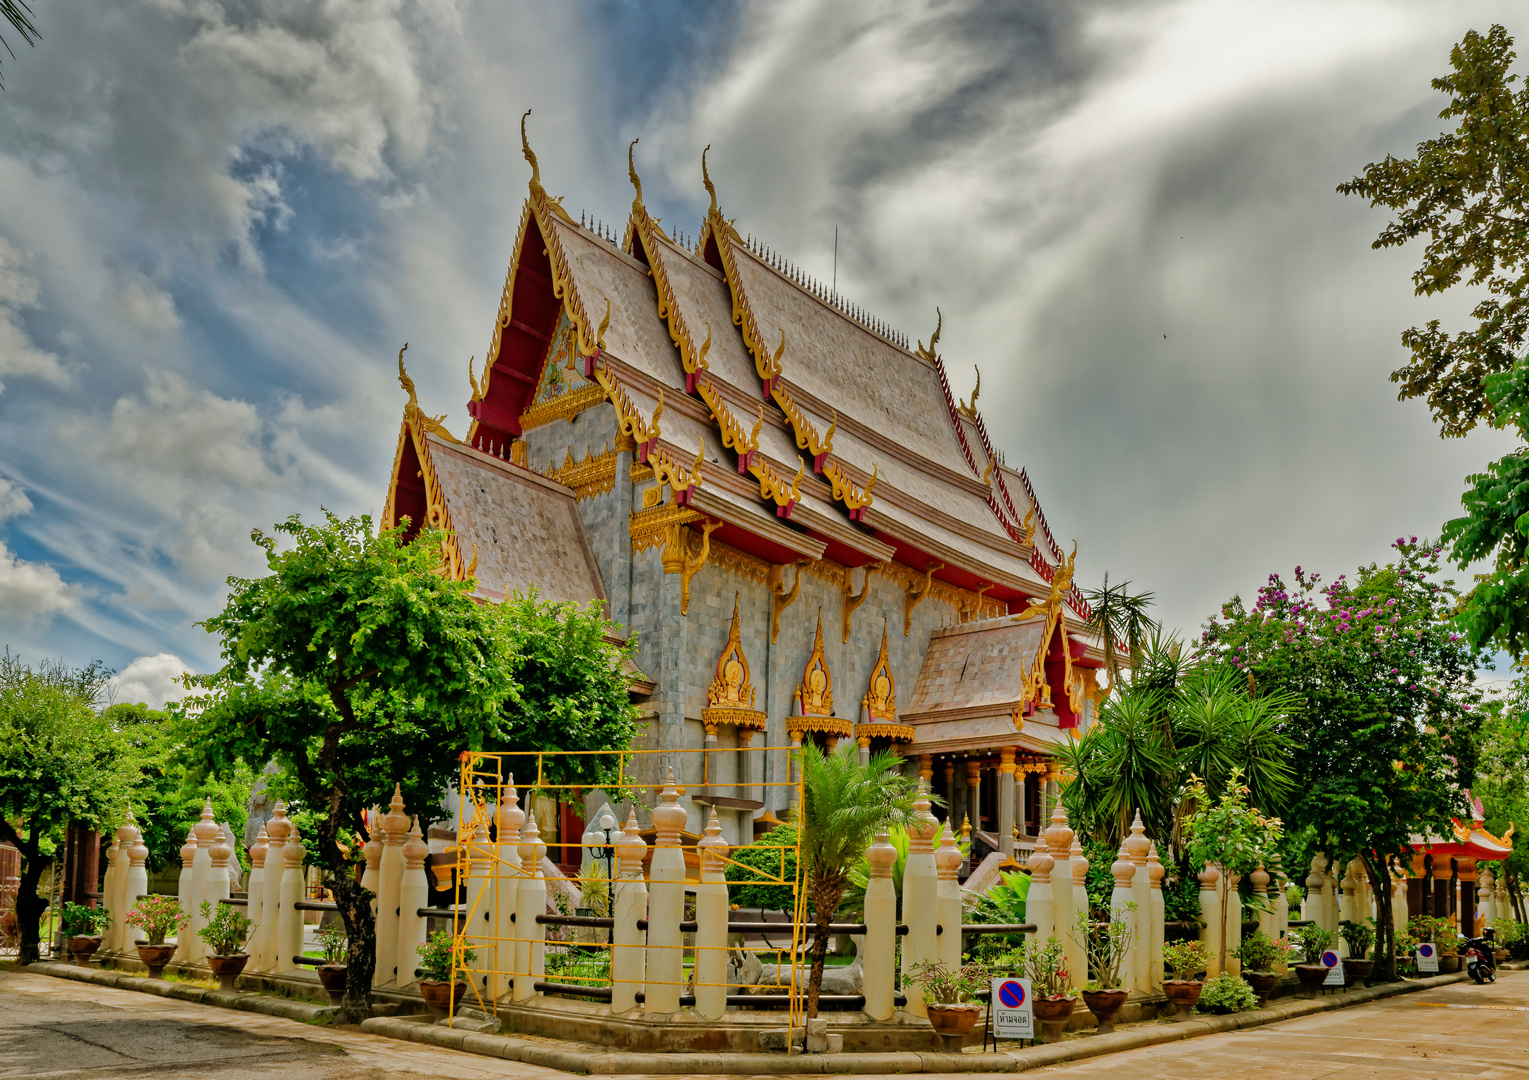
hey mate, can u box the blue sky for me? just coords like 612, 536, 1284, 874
0, 0, 1522, 706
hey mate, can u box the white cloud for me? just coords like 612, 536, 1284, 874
0, 478, 32, 525
110, 265, 180, 331
0, 236, 69, 392
108, 652, 194, 709
0, 539, 78, 619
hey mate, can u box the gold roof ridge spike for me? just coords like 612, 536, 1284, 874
521, 109, 542, 195
628, 137, 643, 208
702, 144, 718, 217
915, 307, 942, 364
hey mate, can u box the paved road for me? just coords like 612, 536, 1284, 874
1045, 969, 1529, 1079
1, 965, 1525, 1078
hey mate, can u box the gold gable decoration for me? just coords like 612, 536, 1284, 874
702, 596, 767, 735
383, 354, 476, 585
790, 612, 853, 742
857, 625, 915, 745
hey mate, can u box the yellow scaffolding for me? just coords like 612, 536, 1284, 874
450, 746, 808, 1034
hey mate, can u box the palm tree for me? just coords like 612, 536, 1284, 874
1083, 574, 1158, 691
796, 741, 923, 1018
1, 1, 38, 89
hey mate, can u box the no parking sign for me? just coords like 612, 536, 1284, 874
991, 977, 1033, 1039
1416, 942, 1439, 973
1321, 948, 1345, 987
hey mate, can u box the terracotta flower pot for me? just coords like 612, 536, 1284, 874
206, 953, 249, 994
1163, 980, 1203, 1021
317, 964, 348, 1006
135, 943, 177, 979
1294, 964, 1328, 997
1081, 988, 1129, 1034
1345, 959, 1374, 989
1242, 971, 1280, 1006
419, 979, 467, 1017
1439, 954, 1460, 974
926, 1003, 982, 1038
66, 935, 101, 967
1033, 995, 1076, 1043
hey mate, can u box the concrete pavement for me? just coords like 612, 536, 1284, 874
1044, 968, 1529, 1079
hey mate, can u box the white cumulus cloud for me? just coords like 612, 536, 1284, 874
108, 652, 194, 709
0, 539, 78, 619
0, 236, 70, 393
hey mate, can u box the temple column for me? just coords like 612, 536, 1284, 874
966, 760, 982, 840
611, 436, 635, 632
942, 760, 956, 826
857, 735, 871, 765
998, 748, 1016, 859
1459, 858, 1477, 936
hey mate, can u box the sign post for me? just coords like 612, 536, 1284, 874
1416, 943, 1439, 974
1321, 948, 1344, 988
991, 976, 1033, 1042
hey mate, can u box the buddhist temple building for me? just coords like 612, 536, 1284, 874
1407, 798, 1515, 935
382, 117, 1107, 867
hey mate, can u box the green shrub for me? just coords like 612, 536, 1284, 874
1197, 972, 1258, 1014
416, 928, 475, 983
1161, 939, 1211, 981
196, 901, 252, 957
60, 902, 109, 938
1291, 923, 1333, 964
725, 824, 798, 913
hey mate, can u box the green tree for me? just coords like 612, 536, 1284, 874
1476, 678, 1529, 919
1338, 25, 1529, 656
104, 703, 255, 873
1201, 540, 1486, 979
175, 512, 517, 1023
1180, 771, 1284, 974
0, 653, 136, 964
1082, 574, 1158, 693
796, 742, 922, 1018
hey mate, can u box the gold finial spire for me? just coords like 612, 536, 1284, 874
521, 109, 541, 192
467, 354, 482, 401
916, 307, 942, 361
397, 343, 416, 407
702, 144, 717, 216
628, 137, 643, 205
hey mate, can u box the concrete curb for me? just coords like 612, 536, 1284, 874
26, 961, 337, 1023
31, 958, 1525, 1074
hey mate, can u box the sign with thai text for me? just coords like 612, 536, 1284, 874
1416, 943, 1438, 973
1321, 949, 1344, 987
991, 977, 1033, 1039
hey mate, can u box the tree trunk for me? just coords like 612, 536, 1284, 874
331, 869, 377, 1024
805, 879, 845, 1020
1363, 854, 1393, 983
16, 859, 48, 966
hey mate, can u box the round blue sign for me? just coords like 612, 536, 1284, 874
1418, 943, 1435, 958
998, 980, 1025, 1008
1321, 949, 1340, 968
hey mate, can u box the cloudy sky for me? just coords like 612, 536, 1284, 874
0, 0, 1521, 706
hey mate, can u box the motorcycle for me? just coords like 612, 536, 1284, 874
1463, 937, 1496, 984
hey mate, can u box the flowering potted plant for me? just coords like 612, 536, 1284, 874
1161, 939, 1211, 1020
1235, 931, 1292, 1004
905, 959, 990, 1039
1338, 919, 1375, 987
196, 900, 253, 992
60, 902, 110, 966
1076, 906, 1136, 1034
315, 923, 348, 1005
1292, 924, 1334, 996
417, 929, 475, 1015
1023, 935, 1077, 1042
125, 895, 183, 978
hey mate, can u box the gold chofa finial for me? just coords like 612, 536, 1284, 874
521, 109, 541, 191
702, 144, 717, 216
467, 355, 482, 401
916, 308, 942, 362
628, 137, 643, 204
397, 343, 416, 407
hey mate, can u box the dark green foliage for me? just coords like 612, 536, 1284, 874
726, 824, 798, 913
1162, 874, 1202, 926
0, 654, 137, 963
1082, 838, 1115, 914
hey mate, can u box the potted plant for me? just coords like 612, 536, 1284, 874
905, 959, 990, 1040
1161, 939, 1211, 1020
1195, 972, 1259, 1014
125, 895, 183, 978
1292, 924, 1334, 997
60, 902, 109, 967
1436, 927, 1463, 974
1024, 935, 1078, 1042
1076, 906, 1135, 1034
417, 928, 475, 1016
1235, 931, 1292, 1005
1338, 919, 1376, 988
315, 923, 348, 1005
196, 900, 253, 993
